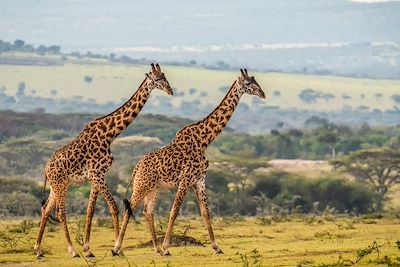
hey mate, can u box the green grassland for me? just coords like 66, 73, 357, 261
1, 52, 400, 111
0, 216, 399, 266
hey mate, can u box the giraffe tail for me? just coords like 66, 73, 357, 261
123, 164, 139, 216
41, 174, 60, 224
124, 164, 138, 198
41, 173, 48, 206
123, 198, 133, 216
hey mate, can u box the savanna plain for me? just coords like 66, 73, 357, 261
0, 215, 399, 267
1, 52, 400, 267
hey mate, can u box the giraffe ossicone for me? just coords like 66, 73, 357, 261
34, 64, 173, 258
112, 69, 266, 256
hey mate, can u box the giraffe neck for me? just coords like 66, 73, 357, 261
192, 81, 242, 148
96, 79, 151, 141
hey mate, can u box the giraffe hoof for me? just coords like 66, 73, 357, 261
216, 249, 224, 255
72, 253, 80, 258
111, 249, 118, 256
36, 253, 44, 259
112, 249, 124, 256
162, 251, 171, 256
86, 252, 95, 258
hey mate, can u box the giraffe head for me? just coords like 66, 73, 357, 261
237, 69, 265, 99
145, 63, 173, 95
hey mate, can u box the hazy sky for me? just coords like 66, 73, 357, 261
1, 0, 400, 51
1, 0, 400, 72
350, 0, 400, 2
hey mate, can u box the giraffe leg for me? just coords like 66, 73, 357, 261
83, 186, 99, 258
56, 188, 79, 257
193, 181, 223, 254
99, 183, 119, 245
112, 209, 130, 256
162, 182, 189, 256
34, 191, 55, 258
112, 181, 153, 256
143, 190, 162, 254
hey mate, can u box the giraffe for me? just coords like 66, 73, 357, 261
34, 63, 173, 258
112, 69, 265, 256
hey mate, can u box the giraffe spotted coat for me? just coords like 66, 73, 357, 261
34, 64, 173, 258
112, 69, 265, 256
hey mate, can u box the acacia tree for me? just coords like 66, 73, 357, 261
312, 120, 352, 158
317, 131, 338, 158
213, 157, 269, 214
330, 149, 400, 211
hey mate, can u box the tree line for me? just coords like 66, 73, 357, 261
0, 111, 399, 217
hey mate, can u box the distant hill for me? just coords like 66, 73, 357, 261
0, 53, 400, 133
0, 110, 193, 143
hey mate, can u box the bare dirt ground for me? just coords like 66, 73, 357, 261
258, 159, 333, 179
268, 159, 327, 169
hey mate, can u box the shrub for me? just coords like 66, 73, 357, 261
247, 172, 375, 214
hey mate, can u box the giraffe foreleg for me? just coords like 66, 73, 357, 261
34, 191, 55, 258
193, 181, 223, 254
162, 181, 189, 256
143, 190, 162, 254
83, 186, 99, 257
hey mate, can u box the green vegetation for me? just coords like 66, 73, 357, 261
0, 45, 399, 263
213, 120, 400, 161
0, 39, 60, 56
0, 216, 399, 266
331, 149, 400, 212
1, 111, 399, 217
249, 172, 374, 214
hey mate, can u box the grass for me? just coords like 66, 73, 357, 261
1, 52, 400, 111
0, 215, 399, 266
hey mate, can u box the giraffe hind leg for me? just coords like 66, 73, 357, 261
41, 192, 60, 224
34, 192, 55, 258
55, 187, 79, 257
193, 182, 223, 254
83, 186, 99, 258
47, 210, 60, 224
99, 183, 120, 248
143, 190, 162, 255
162, 182, 190, 256
112, 180, 153, 256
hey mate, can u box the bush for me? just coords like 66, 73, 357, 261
206, 169, 230, 193
247, 173, 374, 214
250, 172, 284, 199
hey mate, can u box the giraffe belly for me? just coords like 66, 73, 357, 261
67, 169, 88, 184
157, 180, 179, 190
